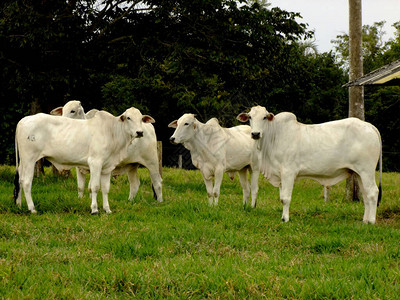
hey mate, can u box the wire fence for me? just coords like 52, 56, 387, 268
161, 144, 400, 172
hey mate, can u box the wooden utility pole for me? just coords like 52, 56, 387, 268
347, 0, 363, 201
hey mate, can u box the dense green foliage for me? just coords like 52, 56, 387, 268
0, 0, 342, 164
1, 166, 400, 298
333, 21, 400, 170
1, 1, 400, 169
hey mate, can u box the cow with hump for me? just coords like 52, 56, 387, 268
50, 101, 162, 203
237, 105, 382, 224
168, 113, 260, 207
14, 106, 154, 214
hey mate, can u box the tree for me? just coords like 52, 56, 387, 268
0, 0, 349, 167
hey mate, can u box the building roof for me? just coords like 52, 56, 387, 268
343, 59, 400, 87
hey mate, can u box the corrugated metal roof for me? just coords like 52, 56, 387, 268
343, 59, 400, 87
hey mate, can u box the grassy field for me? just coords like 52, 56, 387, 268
1, 165, 400, 299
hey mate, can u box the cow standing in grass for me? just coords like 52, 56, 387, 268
237, 105, 382, 224
14, 107, 154, 214
50, 101, 162, 202
169, 114, 260, 207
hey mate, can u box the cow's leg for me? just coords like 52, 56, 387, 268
140, 153, 163, 202
202, 175, 214, 206
280, 172, 295, 222
88, 165, 101, 215
76, 167, 86, 198
238, 168, 250, 206
212, 167, 224, 206
126, 165, 140, 201
358, 173, 379, 224
19, 162, 37, 214
250, 168, 260, 208
100, 173, 112, 214
324, 186, 330, 202
150, 172, 163, 202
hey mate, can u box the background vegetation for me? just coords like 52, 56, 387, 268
1, 166, 400, 298
0, 0, 400, 169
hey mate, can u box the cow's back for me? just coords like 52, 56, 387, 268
298, 118, 380, 167
16, 113, 93, 166
262, 115, 381, 186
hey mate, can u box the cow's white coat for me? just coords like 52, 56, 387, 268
50, 101, 162, 202
169, 114, 260, 207
14, 107, 152, 214
237, 105, 382, 224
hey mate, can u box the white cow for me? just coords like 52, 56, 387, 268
14, 107, 154, 214
237, 105, 382, 224
168, 114, 260, 207
50, 101, 162, 202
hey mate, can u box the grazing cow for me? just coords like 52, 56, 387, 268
14, 107, 154, 214
50, 101, 162, 202
237, 105, 382, 224
168, 114, 260, 207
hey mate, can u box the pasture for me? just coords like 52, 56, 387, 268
1, 165, 400, 299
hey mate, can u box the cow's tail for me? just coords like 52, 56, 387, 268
13, 130, 20, 203
376, 127, 383, 207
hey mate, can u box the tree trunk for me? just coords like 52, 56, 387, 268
346, 0, 363, 201
30, 99, 45, 178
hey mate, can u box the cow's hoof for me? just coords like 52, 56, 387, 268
31, 209, 37, 214
105, 210, 112, 214
91, 211, 99, 215
363, 219, 375, 225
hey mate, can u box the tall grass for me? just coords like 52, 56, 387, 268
1, 165, 400, 299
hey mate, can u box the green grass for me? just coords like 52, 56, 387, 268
1, 165, 400, 299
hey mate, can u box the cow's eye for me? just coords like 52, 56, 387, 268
184, 123, 189, 126
127, 117, 131, 120
70, 110, 75, 114
263, 116, 267, 120
248, 116, 252, 120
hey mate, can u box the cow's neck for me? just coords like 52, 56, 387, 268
184, 121, 218, 163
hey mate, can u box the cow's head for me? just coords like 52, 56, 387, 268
120, 107, 155, 140
237, 105, 274, 140
50, 100, 86, 119
168, 113, 197, 144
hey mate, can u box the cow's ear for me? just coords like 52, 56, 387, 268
142, 115, 155, 123
237, 113, 249, 123
168, 120, 178, 128
120, 115, 126, 122
50, 107, 63, 116
267, 113, 274, 121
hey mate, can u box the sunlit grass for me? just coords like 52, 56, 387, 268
1, 165, 400, 298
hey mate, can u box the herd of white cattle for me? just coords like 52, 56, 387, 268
14, 100, 382, 224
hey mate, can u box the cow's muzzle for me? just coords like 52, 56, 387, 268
251, 132, 261, 140
136, 131, 143, 138
170, 137, 177, 144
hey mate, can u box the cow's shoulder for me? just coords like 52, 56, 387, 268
202, 118, 224, 136
276, 112, 297, 123
91, 110, 115, 124
85, 109, 99, 119
205, 117, 219, 126
94, 110, 114, 118
229, 125, 251, 133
